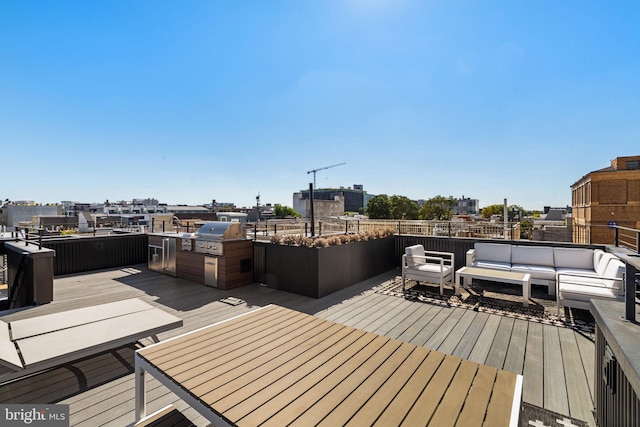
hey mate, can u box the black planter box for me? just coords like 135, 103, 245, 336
258, 237, 395, 298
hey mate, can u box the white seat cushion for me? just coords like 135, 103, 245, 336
555, 267, 598, 277
511, 264, 556, 280
474, 261, 512, 271
413, 263, 452, 275
559, 282, 620, 302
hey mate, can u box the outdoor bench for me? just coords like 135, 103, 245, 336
0, 298, 183, 383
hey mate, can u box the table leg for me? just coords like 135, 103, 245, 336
455, 273, 461, 296
135, 356, 146, 421
522, 276, 530, 308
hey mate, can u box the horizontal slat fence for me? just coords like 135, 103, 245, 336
42, 234, 148, 275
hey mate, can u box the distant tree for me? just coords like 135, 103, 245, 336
366, 194, 391, 219
273, 204, 301, 218
389, 195, 419, 219
419, 195, 457, 220
481, 204, 505, 219
481, 204, 524, 220
520, 218, 534, 239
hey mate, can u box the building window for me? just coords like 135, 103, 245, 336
627, 160, 639, 170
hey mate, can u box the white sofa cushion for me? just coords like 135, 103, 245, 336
559, 281, 620, 302
511, 264, 556, 280
511, 246, 554, 267
593, 249, 605, 268
474, 243, 512, 264
601, 259, 625, 289
405, 245, 425, 267
411, 263, 453, 277
553, 247, 594, 270
555, 267, 598, 277
595, 253, 618, 276
474, 260, 512, 271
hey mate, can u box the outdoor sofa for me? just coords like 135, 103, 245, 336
0, 298, 183, 383
466, 242, 626, 309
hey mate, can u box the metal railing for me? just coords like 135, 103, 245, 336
613, 225, 640, 254
3, 227, 48, 249
248, 219, 521, 240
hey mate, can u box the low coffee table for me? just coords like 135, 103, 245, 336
455, 267, 531, 307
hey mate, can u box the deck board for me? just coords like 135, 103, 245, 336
438, 309, 477, 355
558, 327, 594, 423
377, 300, 424, 336
467, 314, 501, 364
575, 330, 595, 400
503, 319, 528, 374
410, 304, 452, 346
452, 310, 489, 359
543, 324, 570, 416
0, 265, 596, 427
484, 316, 515, 369
522, 321, 544, 408
396, 304, 442, 343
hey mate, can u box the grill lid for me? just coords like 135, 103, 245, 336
196, 221, 246, 241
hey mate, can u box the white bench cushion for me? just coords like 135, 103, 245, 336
559, 282, 621, 301
595, 253, 617, 276
0, 321, 23, 370
511, 264, 556, 280
474, 243, 512, 263
555, 267, 598, 277
10, 298, 155, 340
404, 245, 426, 267
409, 263, 453, 279
17, 309, 182, 366
553, 247, 594, 270
511, 246, 554, 267
474, 261, 512, 271
601, 259, 625, 287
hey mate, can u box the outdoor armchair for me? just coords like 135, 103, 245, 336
402, 244, 455, 295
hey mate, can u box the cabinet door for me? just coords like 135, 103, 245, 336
204, 257, 218, 287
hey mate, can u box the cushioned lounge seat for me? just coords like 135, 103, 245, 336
402, 244, 455, 296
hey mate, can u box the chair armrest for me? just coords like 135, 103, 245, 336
556, 272, 625, 292
466, 249, 475, 267
404, 254, 443, 264
424, 251, 454, 267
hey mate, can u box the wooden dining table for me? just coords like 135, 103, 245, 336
135, 304, 522, 426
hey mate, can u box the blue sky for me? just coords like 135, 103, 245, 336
2, 1, 638, 210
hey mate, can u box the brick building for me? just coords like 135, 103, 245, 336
571, 155, 640, 244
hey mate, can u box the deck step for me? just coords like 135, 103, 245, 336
135, 405, 195, 427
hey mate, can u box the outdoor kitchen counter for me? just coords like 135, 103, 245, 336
148, 223, 254, 290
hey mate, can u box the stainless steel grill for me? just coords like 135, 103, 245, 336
194, 222, 246, 255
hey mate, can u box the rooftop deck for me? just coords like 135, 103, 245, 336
0, 265, 596, 426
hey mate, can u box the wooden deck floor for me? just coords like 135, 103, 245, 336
0, 265, 596, 426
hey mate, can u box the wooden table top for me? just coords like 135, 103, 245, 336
137, 305, 521, 427
457, 266, 530, 282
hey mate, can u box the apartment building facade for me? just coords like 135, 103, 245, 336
571, 155, 640, 244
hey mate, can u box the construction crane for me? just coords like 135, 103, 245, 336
307, 162, 346, 188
